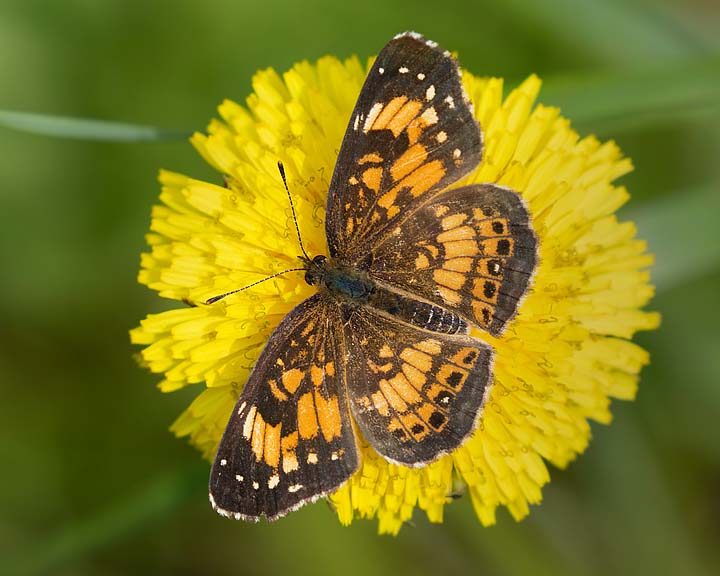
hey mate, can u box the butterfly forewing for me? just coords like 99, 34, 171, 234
209, 294, 359, 521
341, 304, 493, 466
326, 33, 482, 263
367, 184, 537, 335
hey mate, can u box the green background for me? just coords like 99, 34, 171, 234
1, 1, 719, 575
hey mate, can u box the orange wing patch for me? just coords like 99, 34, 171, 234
379, 379, 409, 412
437, 285, 461, 305
362, 166, 383, 193
472, 278, 500, 305
315, 392, 342, 442
359, 152, 383, 164
241, 406, 298, 473
433, 269, 466, 290
250, 408, 265, 460
263, 423, 281, 468
365, 97, 424, 136
407, 107, 439, 144
297, 392, 318, 439
363, 97, 406, 132
392, 160, 446, 199
289, 362, 344, 443
281, 368, 304, 394
390, 143, 428, 181
281, 432, 299, 473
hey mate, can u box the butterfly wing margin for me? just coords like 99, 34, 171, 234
367, 184, 537, 336
326, 32, 482, 262
340, 303, 493, 466
209, 293, 359, 521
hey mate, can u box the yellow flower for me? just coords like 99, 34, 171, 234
131, 53, 660, 535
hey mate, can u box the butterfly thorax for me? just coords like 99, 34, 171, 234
303, 255, 374, 302
303, 254, 468, 335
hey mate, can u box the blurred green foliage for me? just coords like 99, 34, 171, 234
1, 1, 719, 575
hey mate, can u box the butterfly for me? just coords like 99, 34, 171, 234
209, 32, 537, 521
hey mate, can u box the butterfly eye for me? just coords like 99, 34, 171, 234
312, 255, 327, 265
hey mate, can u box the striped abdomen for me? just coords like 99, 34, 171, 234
368, 285, 468, 335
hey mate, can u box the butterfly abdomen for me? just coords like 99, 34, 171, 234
368, 285, 468, 335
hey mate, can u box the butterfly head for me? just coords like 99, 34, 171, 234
302, 254, 375, 302
302, 254, 329, 286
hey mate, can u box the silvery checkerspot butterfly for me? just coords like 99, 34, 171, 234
209, 32, 537, 521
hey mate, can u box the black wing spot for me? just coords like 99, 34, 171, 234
462, 350, 477, 364
411, 423, 426, 435
393, 428, 408, 440
447, 371, 464, 388
481, 307, 491, 324
429, 411, 446, 429
496, 239, 511, 256
483, 281, 496, 299
487, 259, 503, 276
492, 221, 504, 234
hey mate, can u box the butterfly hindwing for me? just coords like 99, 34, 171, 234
209, 294, 359, 521
366, 183, 537, 335
340, 303, 493, 466
326, 32, 482, 263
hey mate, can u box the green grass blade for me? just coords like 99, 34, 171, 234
499, 0, 707, 65
4, 465, 203, 576
625, 184, 720, 292
4, 55, 719, 143
541, 57, 720, 135
0, 109, 192, 142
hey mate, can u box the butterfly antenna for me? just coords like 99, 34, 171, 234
205, 268, 306, 304
205, 162, 311, 305
277, 161, 311, 261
